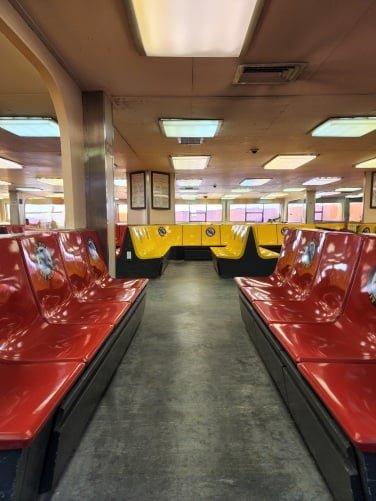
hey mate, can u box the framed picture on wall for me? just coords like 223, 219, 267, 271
371, 172, 376, 208
151, 171, 170, 210
130, 171, 146, 209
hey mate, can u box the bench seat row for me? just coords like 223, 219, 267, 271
0, 229, 148, 501
236, 228, 376, 500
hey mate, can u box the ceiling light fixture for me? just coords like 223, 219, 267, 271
316, 192, 340, 198
259, 192, 286, 199
264, 154, 317, 170
171, 155, 210, 170
311, 117, 376, 137
346, 194, 364, 199
0, 180, 11, 186
160, 119, 222, 138
222, 195, 238, 200
283, 187, 305, 192
181, 195, 197, 201
335, 187, 362, 193
128, 0, 263, 57
231, 188, 252, 193
0, 117, 60, 137
16, 187, 43, 192
37, 177, 63, 186
176, 179, 202, 187
0, 157, 23, 170
303, 177, 341, 186
239, 178, 271, 187
355, 157, 376, 169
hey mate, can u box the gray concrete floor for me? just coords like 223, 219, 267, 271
51, 261, 332, 501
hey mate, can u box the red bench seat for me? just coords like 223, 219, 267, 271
241, 229, 326, 302
235, 228, 300, 289
19, 234, 131, 326
249, 231, 362, 324
0, 361, 84, 450
298, 362, 376, 453
58, 231, 142, 303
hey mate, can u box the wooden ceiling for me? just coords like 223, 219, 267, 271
2, 0, 376, 199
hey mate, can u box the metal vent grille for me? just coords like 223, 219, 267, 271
233, 63, 306, 85
177, 137, 204, 145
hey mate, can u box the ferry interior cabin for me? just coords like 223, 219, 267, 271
2, 1, 376, 500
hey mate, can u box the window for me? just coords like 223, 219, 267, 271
25, 199, 65, 228
315, 202, 343, 222
287, 203, 305, 223
117, 203, 128, 222
230, 203, 281, 223
349, 202, 363, 222
175, 203, 222, 223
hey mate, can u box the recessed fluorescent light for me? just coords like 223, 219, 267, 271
259, 192, 286, 199
222, 195, 238, 200
239, 178, 271, 187
355, 157, 376, 169
312, 117, 376, 137
176, 179, 202, 187
171, 155, 210, 170
264, 154, 317, 170
37, 177, 63, 186
316, 191, 339, 198
181, 195, 197, 201
16, 187, 43, 192
283, 187, 305, 192
0, 117, 60, 137
160, 119, 222, 138
179, 188, 199, 193
303, 177, 341, 186
130, 0, 262, 57
0, 180, 11, 186
346, 193, 364, 199
114, 179, 127, 187
0, 157, 23, 170
335, 187, 361, 193
231, 188, 251, 193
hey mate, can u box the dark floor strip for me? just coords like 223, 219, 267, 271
52, 261, 332, 501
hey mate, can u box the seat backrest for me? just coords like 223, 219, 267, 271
306, 231, 362, 313
80, 229, 109, 281
273, 228, 301, 281
57, 231, 95, 295
182, 225, 202, 246
19, 233, 73, 317
0, 237, 40, 339
345, 234, 376, 325
285, 229, 326, 297
254, 224, 278, 247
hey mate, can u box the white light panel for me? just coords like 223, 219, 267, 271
176, 179, 202, 187
303, 177, 341, 186
38, 177, 63, 186
130, 0, 262, 57
316, 191, 339, 198
335, 187, 362, 193
160, 119, 222, 138
283, 187, 305, 192
0, 180, 11, 186
0, 157, 22, 170
355, 157, 376, 169
311, 117, 376, 137
239, 178, 271, 187
346, 194, 364, 198
171, 156, 210, 170
264, 155, 317, 170
0, 117, 60, 137
222, 195, 238, 200
16, 187, 43, 192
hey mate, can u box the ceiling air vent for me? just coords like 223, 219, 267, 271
177, 137, 204, 145
233, 63, 306, 85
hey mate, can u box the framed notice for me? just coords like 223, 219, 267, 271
151, 171, 170, 210
371, 172, 376, 208
130, 171, 146, 209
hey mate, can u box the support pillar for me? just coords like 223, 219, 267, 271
362, 171, 376, 223
305, 189, 316, 224
83, 91, 115, 275
8, 190, 20, 224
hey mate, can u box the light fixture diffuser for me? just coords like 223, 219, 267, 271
264, 154, 316, 170
231, 188, 251, 193
129, 0, 262, 57
283, 187, 305, 192
176, 179, 202, 187
160, 119, 222, 138
16, 187, 43, 192
0, 180, 11, 186
239, 178, 271, 187
335, 187, 361, 193
259, 192, 286, 199
355, 157, 376, 169
303, 177, 341, 186
346, 194, 364, 199
38, 177, 63, 186
0, 117, 60, 137
222, 195, 237, 200
311, 117, 376, 137
316, 192, 339, 198
0, 157, 22, 170
171, 156, 210, 170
